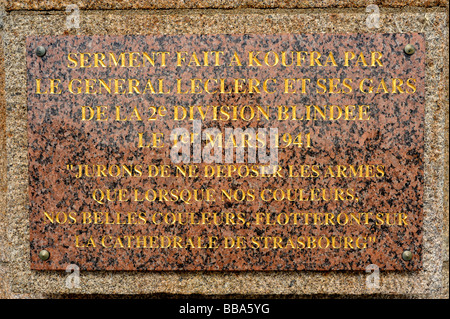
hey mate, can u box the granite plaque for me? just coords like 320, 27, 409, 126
27, 34, 424, 271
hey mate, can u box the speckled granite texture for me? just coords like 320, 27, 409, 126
1, 6, 448, 296
27, 34, 425, 271
2, 0, 449, 11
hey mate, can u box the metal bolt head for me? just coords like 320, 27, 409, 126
39, 249, 50, 261
402, 250, 413, 261
404, 44, 416, 55
35, 46, 46, 57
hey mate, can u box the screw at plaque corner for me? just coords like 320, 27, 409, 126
35, 46, 46, 57
39, 249, 50, 261
402, 250, 413, 261
404, 44, 416, 55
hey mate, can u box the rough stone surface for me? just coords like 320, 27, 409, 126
3, 0, 449, 11
0, 7, 448, 297
0, 35, 7, 263
442, 1, 449, 269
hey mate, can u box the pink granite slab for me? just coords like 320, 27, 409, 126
27, 34, 424, 271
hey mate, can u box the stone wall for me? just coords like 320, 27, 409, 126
0, 0, 448, 298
